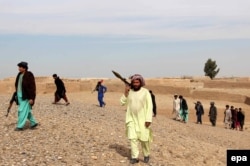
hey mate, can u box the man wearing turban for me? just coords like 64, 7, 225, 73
120, 74, 153, 164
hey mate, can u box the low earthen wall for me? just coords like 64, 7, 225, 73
1, 77, 250, 105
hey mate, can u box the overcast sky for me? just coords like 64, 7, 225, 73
0, 0, 250, 79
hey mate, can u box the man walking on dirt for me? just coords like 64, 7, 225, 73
52, 74, 70, 105
209, 102, 217, 126
120, 74, 153, 164
93, 80, 107, 107
224, 105, 232, 129
14, 62, 38, 131
195, 101, 204, 124
179, 95, 188, 123
173, 94, 180, 120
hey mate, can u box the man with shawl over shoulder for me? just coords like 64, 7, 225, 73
120, 74, 153, 164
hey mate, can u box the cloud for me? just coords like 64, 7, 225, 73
0, 0, 250, 41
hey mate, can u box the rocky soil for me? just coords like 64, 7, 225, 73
0, 92, 249, 166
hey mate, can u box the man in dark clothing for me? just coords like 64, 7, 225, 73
209, 102, 217, 126
179, 95, 188, 123
149, 90, 157, 117
230, 106, 237, 129
238, 108, 245, 131
195, 101, 204, 124
52, 74, 70, 105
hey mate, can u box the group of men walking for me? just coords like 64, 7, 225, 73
173, 95, 246, 130
207, 103, 245, 130
11, 62, 107, 131
10, 62, 71, 131
224, 105, 245, 131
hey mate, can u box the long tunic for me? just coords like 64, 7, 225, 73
195, 104, 204, 116
180, 98, 188, 122
16, 73, 37, 128
173, 98, 181, 119
173, 98, 180, 112
120, 87, 153, 142
54, 77, 66, 98
209, 106, 217, 121
224, 109, 232, 124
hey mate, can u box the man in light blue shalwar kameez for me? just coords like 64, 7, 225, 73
15, 62, 38, 131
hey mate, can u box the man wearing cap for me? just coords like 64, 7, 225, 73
208, 102, 217, 126
14, 62, 38, 131
224, 105, 232, 129
120, 74, 153, 164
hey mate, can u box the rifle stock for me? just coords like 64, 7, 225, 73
6, 92, 17, 117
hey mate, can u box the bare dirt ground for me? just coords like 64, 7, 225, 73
0, 77, 250, 165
